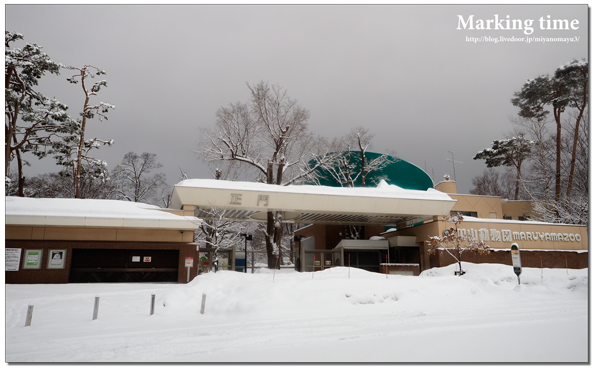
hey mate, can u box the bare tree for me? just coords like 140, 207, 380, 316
317, 126, 397, 188
426, 214, 491, 276
511, 59, 588, 203
555, 60, 588, 199
511, 116, 554, 200
197, 81, 338, 268
309, 126, 397, 239
195, 205, 251, 270
58, 64, 114, 198
111, 152, 167, 206
469, 168, 513, 199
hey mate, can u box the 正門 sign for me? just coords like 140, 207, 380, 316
5, 248, 21, 271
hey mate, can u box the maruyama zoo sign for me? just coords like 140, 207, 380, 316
444, 227, 582, 243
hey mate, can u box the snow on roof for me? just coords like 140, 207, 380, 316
174, 179, 452, 201
5, 196, 198, 230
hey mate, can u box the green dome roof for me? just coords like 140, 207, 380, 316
311, 152, 433, 191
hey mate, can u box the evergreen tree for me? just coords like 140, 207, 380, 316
5, 31, 75, 196
473, 134, 535, 200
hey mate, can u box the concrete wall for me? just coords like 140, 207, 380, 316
501, 200, 535, 220
448, 194, 504, 219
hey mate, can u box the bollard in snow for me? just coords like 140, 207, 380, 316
92, 296, 100, 321
348, 253, 351, 278
25, 305, 34, 327
150, 294, 156, 316
273, 255, 279, 282
200, 293, 207, 314
540, 254, 543, 284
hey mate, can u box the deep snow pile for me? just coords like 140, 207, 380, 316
5, 263, 588, 363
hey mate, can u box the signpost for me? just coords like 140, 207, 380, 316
511, 243, 522, 285
185, 257, 194, 282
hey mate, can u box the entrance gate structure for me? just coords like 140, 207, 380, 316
169, 179, 457, 273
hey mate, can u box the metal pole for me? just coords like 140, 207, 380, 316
150, 294, 155, 316
200, 293, 207, 314
25, 305, 34, 327
92, 296, 100, 320
244, 236, 247, 273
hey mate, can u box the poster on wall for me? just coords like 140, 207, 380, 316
22, 249, 43, 270
47, 249, 67, 269
6, 248, 22, 271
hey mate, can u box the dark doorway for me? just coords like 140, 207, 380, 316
347, 250, 382, 272
69, 249, 179, 283
390, 247, 420, 264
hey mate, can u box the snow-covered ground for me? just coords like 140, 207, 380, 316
5, 263, 588, 363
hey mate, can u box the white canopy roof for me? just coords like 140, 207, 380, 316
332, 239, 390, 250
5, 197, 198, 230
170, 179, 456, 226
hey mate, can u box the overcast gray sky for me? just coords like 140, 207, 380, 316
6, 4, 588, 194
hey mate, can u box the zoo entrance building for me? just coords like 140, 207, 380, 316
5, 153, 588, 284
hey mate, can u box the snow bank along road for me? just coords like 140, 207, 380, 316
5, 263, 588, 363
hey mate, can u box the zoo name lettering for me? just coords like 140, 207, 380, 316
454, 228, 582, 243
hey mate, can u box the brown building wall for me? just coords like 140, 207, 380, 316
5, 240, 198, 284
393, 218, 588, 251
5, 225, 195, 243
431, 249, 588, 270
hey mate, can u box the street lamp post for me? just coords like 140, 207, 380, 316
242, 233, 253, 273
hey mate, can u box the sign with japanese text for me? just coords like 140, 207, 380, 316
23, 249, 43, 270
5, 248, 21, 271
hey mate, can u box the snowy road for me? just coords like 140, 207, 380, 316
5, 263, 588, 363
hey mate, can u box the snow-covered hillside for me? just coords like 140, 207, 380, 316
5, 263, 588, 363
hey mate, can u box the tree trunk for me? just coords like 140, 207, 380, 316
514, 164, 521, 200
553, 107, 562, 204
74, 69, 91, 199
360, 150, 366, 187
15, 148, 25, 197
5, 66, 16, 177
265, 211, 278, 268
566, 78, 587, 199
